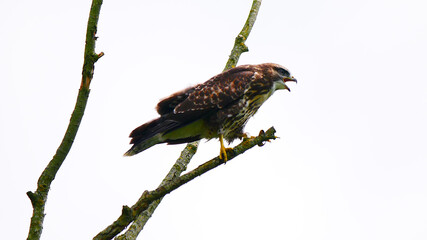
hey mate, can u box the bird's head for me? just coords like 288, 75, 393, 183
265, 63, 297, 92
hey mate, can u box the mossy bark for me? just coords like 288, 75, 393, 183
26, 0, 104, 239
95, 127, 275, 240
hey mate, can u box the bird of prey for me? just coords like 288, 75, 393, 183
124, 63, 296, 161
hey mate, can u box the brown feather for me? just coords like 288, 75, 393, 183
174, 66, 255, 114
156, 86, 195, 115
125, 63, 295, 156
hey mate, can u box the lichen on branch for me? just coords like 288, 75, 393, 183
26, 0, 104, 239
94, 127, 275, 240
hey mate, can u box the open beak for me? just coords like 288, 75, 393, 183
283, 76, 297, 91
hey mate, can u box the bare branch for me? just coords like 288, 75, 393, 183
94, 127, 276, 240
26, 0, 104, 239
224, 0, 262, 71
115, 141, 199, 240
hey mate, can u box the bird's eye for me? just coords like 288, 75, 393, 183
276, 67, 290, 77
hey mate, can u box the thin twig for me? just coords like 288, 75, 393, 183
26, 1, 104, 239
94, 127, 276, 240
224, 0, 262, 71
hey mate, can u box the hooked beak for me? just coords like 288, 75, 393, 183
283, 76, 297, 91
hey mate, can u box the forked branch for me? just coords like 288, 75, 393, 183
94, 127, 276, 240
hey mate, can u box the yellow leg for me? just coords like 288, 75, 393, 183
219, 134, 228, 162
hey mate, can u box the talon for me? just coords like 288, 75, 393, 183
219, 134, 228, 163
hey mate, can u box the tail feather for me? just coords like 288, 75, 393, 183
124, 133, 162, 156
124, 116, 183, 156
128, 117, 176, 144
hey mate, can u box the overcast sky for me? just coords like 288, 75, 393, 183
1, 0, 427, 239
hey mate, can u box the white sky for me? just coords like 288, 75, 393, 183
1, 0, 427, 239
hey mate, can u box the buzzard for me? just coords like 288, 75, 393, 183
124, 63, 296, 161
